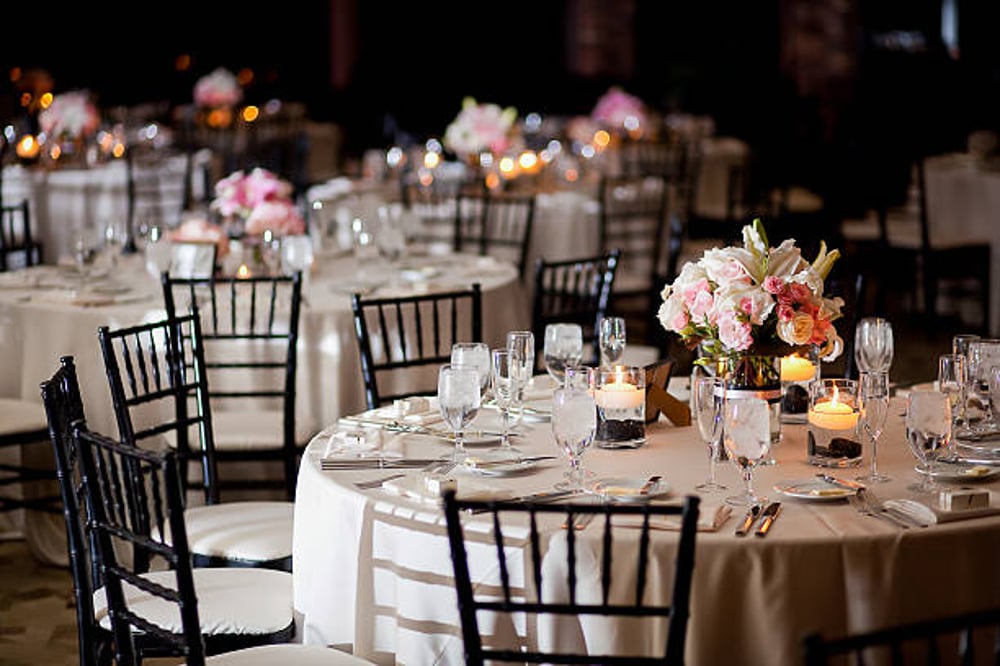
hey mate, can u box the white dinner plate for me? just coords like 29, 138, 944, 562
915, 462, 1000, 482
589, 476, 671, 502
774, 479, 856, 501
460, 451, 549, 477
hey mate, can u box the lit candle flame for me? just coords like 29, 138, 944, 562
236, 264, 251, 279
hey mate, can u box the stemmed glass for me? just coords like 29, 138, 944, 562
450, 342, 492, 399
856, 371, 891, 483
506, 330, 535, 424
551, 384, 597, 493
952, 334, 980, 436
905, 390, 952, 494
691, 375, 726, 492
937, 352, 967, 452
966, 339, 1000, 436
854, 317, 894, 375
543, 323, 583, 388
437, 364, 482, 463
489, 349, 522, 456
598, 316, 626, 370
722, 396, 772, 507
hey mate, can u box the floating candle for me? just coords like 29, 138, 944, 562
781, 354, 816, 382
595, 366, 645, 410
236, 263, 251, 279
808, 398, 859, 430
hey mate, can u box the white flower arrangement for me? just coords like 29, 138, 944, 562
38, 90, 100, 141
193, 67, 243, 108
443, 97, 517, 158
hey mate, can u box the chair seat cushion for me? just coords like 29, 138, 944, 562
206, 644, 375, 665
94, 567, 293, 635
185, 501, 294, 562
212, 410, 316, 451
0, 399, 48, 436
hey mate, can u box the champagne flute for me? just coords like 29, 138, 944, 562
551, 384, 597, 493
506, 330, 535, 423
937, 352, 966, 453
905, 390, 952, 494
437, 364, 481, 463
691, 375, 726, 492
854, 317, 894, 375
722, 396, 772, 507
856, 371, 891, 483
488, 349, 522, 456
952, 333, 980, 436
543, 323, 583, 387
598, 316, 626, 369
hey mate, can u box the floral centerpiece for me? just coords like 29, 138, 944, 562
443, 96, 518, 159
193, 67, 243, 108
657, 218, 844, 364
591, 86, 647, 134
210, 167, 305, 237
38, 90, 100, 142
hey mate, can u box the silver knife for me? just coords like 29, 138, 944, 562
735, 504, 762, 537
817, 474, 866, 491
754, 502, 781, 537
469, 489, 576, 514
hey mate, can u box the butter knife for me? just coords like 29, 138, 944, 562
754, 502, 781, 537
735, 504, 762, 537
638, 475, 663, 495
817, 474, 866, 491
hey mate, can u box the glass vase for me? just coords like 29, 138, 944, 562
723, 353, 783, 446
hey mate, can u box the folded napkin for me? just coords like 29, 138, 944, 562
882, 498, 1000, 526
613, 504, 732, 532
339, 397, 444, 429
381, 475, 514, 506
322, 426, 384, 457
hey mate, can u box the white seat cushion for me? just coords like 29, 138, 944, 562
185, 501, 294, 562
0, 399, 48, 435
206, 644, 375, 665
212, 410, 316, 451
94, 567, 293, 635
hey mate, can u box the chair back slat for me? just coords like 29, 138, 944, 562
0, 199, 41, 271
351, 284, 483, 410
443, 492, 700, 665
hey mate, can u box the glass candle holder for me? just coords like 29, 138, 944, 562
807, 378, 862, 467
594, 366, 646, 448
780, 347, 820, 424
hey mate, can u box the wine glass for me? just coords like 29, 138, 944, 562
722, 396, 772, 507
543, 323, 583, 387
856, 371, 891, 483
437, 364, 482, 463
937, 352, 966, 449
281, 235, 315, 285
551, 384, 597, 493
691, 375, 726, 492
854, 317, 894, 375
450, 342, 491, 399
506, 330, 535, 423
966, 339, 1000, 436
905, 390, 952, 494
489, 349, 522, 456
100, 218, 128, 268
598, 316, 626, 369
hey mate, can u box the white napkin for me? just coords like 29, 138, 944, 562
612, 504, 732, 532
381, 475, 514, 506
339, 398, 444, 428
882, 498, 1000, 526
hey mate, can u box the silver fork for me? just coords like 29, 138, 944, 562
849, 488, 909, 529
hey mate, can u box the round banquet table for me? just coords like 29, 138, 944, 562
293, 388, 1000, 666
0, 246, 526, 564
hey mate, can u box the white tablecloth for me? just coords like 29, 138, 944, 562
293, 392, 1000, 665
0, 247, 526, 564
2, 150, 210, 265
923, 153, 1000, 336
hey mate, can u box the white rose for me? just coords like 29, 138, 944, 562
777, 311, 814, 346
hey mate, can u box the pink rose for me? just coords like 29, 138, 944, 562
717, 311, 753, 351
244, 200, 306, 238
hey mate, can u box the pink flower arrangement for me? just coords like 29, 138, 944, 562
443, 96, 517, 157
193, 67, 243, 108
38, 90, 100, 140
591, 86, 647, 132
211, 167, 304, 237
657, 219, 845, 361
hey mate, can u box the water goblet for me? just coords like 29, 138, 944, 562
905, 389, 952, 494
598, 316, 626, 369
543, 323, 583, 388
451, 342, 492, 398
966, 339, 1000, 436
856, 371, 891, 483
551, 384, 597, 493
722, 395, 772, 507
488, 349, 522, 456
691, 375, 726, 492
854, 317, 894, 375
437, 364, 482, 463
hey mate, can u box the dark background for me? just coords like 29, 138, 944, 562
4, 0, 1000, 212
